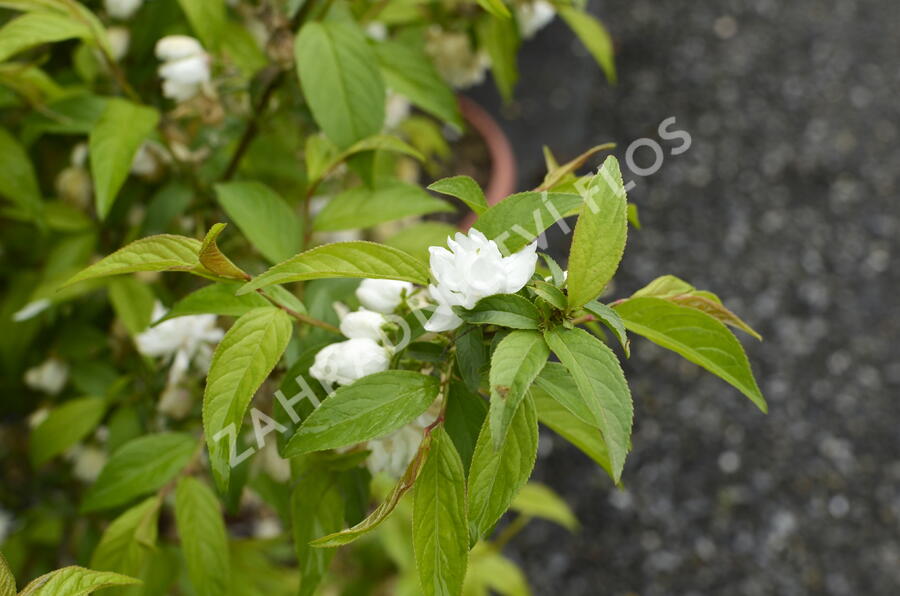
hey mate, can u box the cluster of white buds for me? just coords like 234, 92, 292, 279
155, 35, 211, 102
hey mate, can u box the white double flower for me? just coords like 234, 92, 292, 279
425, 229, 538, 332
155, 35, 211, 102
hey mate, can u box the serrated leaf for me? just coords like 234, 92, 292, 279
543, 327, 631, 482
444, 381, 487, 474
614, 296, 767, 411
215, 181, 302, 265
463, 544, 530, 596
108, 277, 156, 336
631, 274, 695, 298
30, 396, 106, 466
0, 11, 91, 62
413, 427, 468, 596
0, 126, 41, 218
17, 566, 140, 596
427, 176, 488, 215
488, 331, 548, 449
203, 307, 293, 491
566, 156, 628, 309
375, 41, 462, 128
456, 294, 540, 330
90, 497, 161, 576
89, 99, 159, 219
63, 235, 202, 287
285, 371, 439, 456
669, 294, 762, 340
295, 21, 385, 148
476, 14, 519, 102
529, 280, 567, 310
511, 483, 578, 531
0, 550, 16, 596
198, 223, 250, 281
313, 180, 453, 232
157, 283, 269, 322
467, 394, 538, 542
237, 242, 429, 294
454, 325, 486, 394
175, 477, 230, 596
291, 466, 344, 595
473, 191, 582, 255
559, 7, 616, 83
582, 300, 630, 356
536, 143, 615, 191
531, 386, 613, 479
82, 433, 197, 512
311, 432, 432, 548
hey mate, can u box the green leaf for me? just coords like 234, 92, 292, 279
237, 241, 429, 294
63, 235, 202, 287
0, 126, 41, 218
463, 544, 529, 596
454, 325, 486, 394
476, 15, 519, 102
157, 283, 269, 322
385, 222, 458, 264
473, 191, 582, 254
566, 156, 628, 309
668, 293, 762, 340
413, 427, 468, 596
529, 280, 567, 310
1, 550, 16, 596
176, 0, 227, 51
82, 433, 197, 512
203, 307, 293, 491
543, 326, 631, 482
0, 11, 91, 62
198, 223, 250, 281
17, 566, 140, 596
375, 41, 463, 128
285, 371, 439, 456
531, 386, 613, 478
30, 396, 106, 466
631, 274, 695, 298
108, 277, 156, 337
488, 331, 548, 449
613, 297, 767, 412
291, 466, 344, 596
559, 7, 616, 83
89, 98, 160, 219
444, 381, 487, 474
511, 483, 578, 531
295, 21, 385, 148
214, 181, 302, 265
456, 294, 540, 330
427, 176, 488, 215
582, 300, 630, 356
313, 180, 453, 231
90, 497, 161, 576
537, 143, 615, 191
175, 477, 230, 596
467, 394, 538, 542
541, 253, 566, 288
476, 0, 510, 18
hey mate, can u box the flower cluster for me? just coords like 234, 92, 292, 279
309, 280, 412, 387
424, 28, 490, 89
425, 229, 538, 332
155, 35, 211, 102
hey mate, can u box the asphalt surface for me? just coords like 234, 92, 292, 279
470, 1, 900, 594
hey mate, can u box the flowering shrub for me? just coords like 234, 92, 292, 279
0, 1, 764, 595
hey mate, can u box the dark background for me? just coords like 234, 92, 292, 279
471, 0, 900, 594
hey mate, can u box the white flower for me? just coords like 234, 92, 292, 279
68, 446, 107, 482
155, 35, 210, 102
365, 22, 388, 41
425, 229, 538, 332
106, 26, 131, 60
130, 141, 169, 178
424, 28, 491, 89
309, 338, 390, 387
105, 0, 142, 20
24, 358, 69, 395
517, 0, 556, 39
136, 303, 223, 411
384, 91, 411, 129
366, 425, 423, 477
356, 279, 413, 314
340, 308, 388, 341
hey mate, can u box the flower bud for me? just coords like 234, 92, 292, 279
309, 338, 390, 387
105, 0, 142, 20
339, 308, 388, 341
356, 279, 413, 314
24, 358, 69, 395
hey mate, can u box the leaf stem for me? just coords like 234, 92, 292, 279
256, 288, 341, 334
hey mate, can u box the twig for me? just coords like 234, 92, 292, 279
256, 288, 341, 334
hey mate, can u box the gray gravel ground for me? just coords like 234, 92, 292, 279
471, 1, 900, 594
